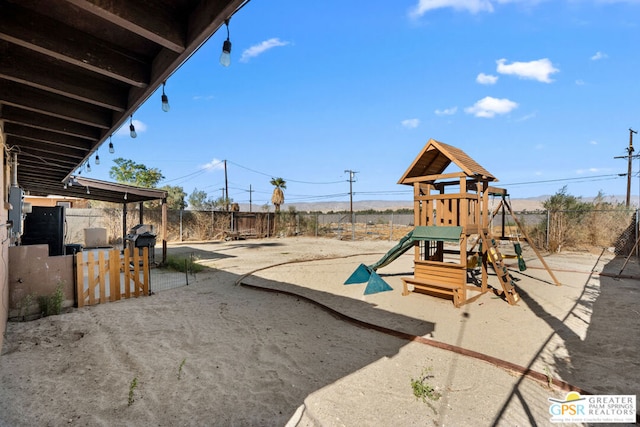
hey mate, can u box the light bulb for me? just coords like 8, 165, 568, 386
86, 162, 91, 172
95, 154, 100, 165
129, 122, 137, 138
86, 187, 90, 195
220, 39, 231, 67
109, 142, 115, 154
161, 82, 170, 112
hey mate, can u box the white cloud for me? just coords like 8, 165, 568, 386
496, 58, 559, 83
435, 106, 458, 116
401, 118, 420, 128
464, 96, 518, 118
476, 73, 498, 85
115, 119, 146, 137
577, 168, 600, 174
591, 51, 608, 61
240, 38, 290, 63
575, 79, 585, 85
409, 0, 494, 17
202, 158, 225, 171
193, 95, 215, 101
515, 112, 537, 122
590, 140, 598, 145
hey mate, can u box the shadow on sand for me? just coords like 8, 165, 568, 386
491, 249, 640, 425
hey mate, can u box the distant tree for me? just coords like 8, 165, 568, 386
543, 186, 590, 252
188, 188, 223, 211
270, 177, 286, 213
109, 158, 164, 188
188, 188, 209, 210
160, 185, 187, 210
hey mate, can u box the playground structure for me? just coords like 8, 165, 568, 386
346, 139, 560, 306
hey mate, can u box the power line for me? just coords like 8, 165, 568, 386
226, 160, 345, 185
501, 173, 623, 187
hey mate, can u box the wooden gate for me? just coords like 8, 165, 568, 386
76, 247, 149, 307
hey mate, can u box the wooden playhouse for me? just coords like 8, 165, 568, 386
396, 139, 559, 307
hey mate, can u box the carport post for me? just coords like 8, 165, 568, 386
122, 202, 128, 253
162, 198, 167, 265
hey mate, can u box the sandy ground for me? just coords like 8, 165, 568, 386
1, 237, 639, 426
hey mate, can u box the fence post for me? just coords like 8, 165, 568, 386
352, 212, 355, 241
389, 212, 394, 241
546, 210, 550, 250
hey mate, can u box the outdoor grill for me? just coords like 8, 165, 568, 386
125, 224, 156, 264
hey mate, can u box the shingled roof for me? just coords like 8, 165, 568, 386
397, 139, 497, 185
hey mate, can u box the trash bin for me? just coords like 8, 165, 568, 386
65, 244, 83, 255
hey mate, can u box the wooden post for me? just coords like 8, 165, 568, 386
76, 252, 84, 308
162, 198, 167, 265
98, 251, 106, 304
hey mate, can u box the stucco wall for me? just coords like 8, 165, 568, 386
8, 244, 75, 320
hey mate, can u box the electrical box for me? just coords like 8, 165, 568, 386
8, 187, 24, 235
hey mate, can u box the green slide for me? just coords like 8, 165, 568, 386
344, 226, 463, 295
344, 230, 415, 295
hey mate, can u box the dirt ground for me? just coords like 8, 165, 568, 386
1, 237, 638, 426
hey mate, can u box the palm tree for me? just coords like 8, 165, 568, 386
270, 177, 286, 212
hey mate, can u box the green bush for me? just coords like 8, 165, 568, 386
38, 283, 65, 317
162, 255, 204, 273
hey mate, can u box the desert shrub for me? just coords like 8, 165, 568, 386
38, 283, 65, 317
161, 255, 204, 273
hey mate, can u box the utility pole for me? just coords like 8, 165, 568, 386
249, 184, 253, 213
616, 129, 638, 207
224, 159, 229, 211
344, 170, 358, 223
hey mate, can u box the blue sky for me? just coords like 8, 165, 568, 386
87, 0, 640, 208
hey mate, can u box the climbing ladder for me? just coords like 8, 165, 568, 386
482, 231, 520, 305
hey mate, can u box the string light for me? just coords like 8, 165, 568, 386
129, 115, 137, 138
95, 153, 100, 165
161, 82, 170, 112
220, 19, 231, 67
86, 162, 91, 172
109, 136, 115, 154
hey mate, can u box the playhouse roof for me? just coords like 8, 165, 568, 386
397, 139, 497, 185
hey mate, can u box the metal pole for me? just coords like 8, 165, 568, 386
224, 160, 229, 211
626, 129, 636, 207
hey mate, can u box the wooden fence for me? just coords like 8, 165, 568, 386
76, 247, 149, 307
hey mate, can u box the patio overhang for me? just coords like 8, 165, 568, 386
0, 0, 248, 197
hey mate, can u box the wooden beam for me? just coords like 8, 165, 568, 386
0, 82, 112, 128
10, 138, 87, 160
401, 172, 468, 184
0, 48, 128, 111
65, 0, 186, 53
0, 106, 101, 141
4, 124, 93, 150
0, 2, 149, 87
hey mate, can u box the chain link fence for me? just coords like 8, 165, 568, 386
64, 207, 640, 256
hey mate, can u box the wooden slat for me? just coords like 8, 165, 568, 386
132, 249, 140, 297
98, 251, 106, 303
123, 250, 131, 299
109, 249, 117, 301
87, 252, 95, 306
76, 252, 84, 308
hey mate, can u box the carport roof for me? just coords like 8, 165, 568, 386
64, 177, 167, 204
